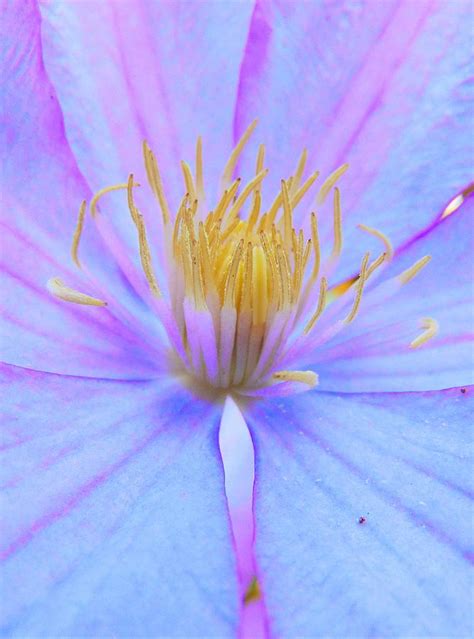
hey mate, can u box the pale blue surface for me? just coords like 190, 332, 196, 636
249, 387, 473, 637
0, 366, 238, 637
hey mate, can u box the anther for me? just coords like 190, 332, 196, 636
410, 317, 439, 349
272, 370, 319, 387
143, 141, 170, 224
317, 163, 349, 205
398, 255, 431, 285
71, 200, 87, 268
90, 183, 135, 218
331, 187, 343, 258
47, 277, 107, 307
304, 277, 328, 334
358, 224, 394, 260
221, 119, 258, 191
345, 253, 369, 323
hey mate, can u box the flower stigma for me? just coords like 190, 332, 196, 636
48, 121, 438, 397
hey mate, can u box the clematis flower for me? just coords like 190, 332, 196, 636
1, 0, 473, 637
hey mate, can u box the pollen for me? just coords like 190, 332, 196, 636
48, 121, 438, 396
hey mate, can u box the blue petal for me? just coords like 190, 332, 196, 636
1, 1, 162, 378
39, 1, 255, 208
312, 195, 473, 392
0, 365, 238, 636
248, 387, 473, 637
232, 0, 473, 276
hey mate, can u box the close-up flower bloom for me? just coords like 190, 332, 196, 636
1, 1, 473, 637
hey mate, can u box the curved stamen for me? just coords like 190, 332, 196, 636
410, 317, 439, 348
47, 277, 107, 307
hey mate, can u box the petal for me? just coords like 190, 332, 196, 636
233, 0, 473, 275
248, 387, 473, 638
0, 364, 238, 636
311, 194, 473, 392
39, 1, 256, 207
1, 1, 161, 377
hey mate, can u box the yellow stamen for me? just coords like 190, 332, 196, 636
290, 149, 307, 195
127, 175, 161, 297
221, 119, 258, 189
304, 277, 328, 334
223, 240, 244, 307
252, 245, 269, 324
227, 169, 269, 222
291, 171, 320, 209
281, 180, 294, 247
310, 212, 321, 280
47, 277, 107, 307
410, 317, 439, 348
331, 187, 343, 258
71, 200, 87, 268
142, 141, 170, 224
195, 136, 204, 198
317, 163, 349, 205
90, 183, 134, 218
399, 255, 431, 285
181, 160, 196, 202
58, 125, 435, 396
255, 144, 265, 176
345, 253, 369, 323
358, 223, 394, 260
366, 252, 387, 279
272, 370, 319, 387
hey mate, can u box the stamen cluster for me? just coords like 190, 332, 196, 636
48, 121, 436, 397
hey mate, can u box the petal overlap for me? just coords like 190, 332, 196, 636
248, 387, 473, 638
0, 364, 238, 637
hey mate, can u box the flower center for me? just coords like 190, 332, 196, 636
48, 121, 437, 397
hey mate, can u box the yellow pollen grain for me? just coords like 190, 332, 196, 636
410, 317, 439, 348
71, 200, 87, 268
47, 277, 107, 307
